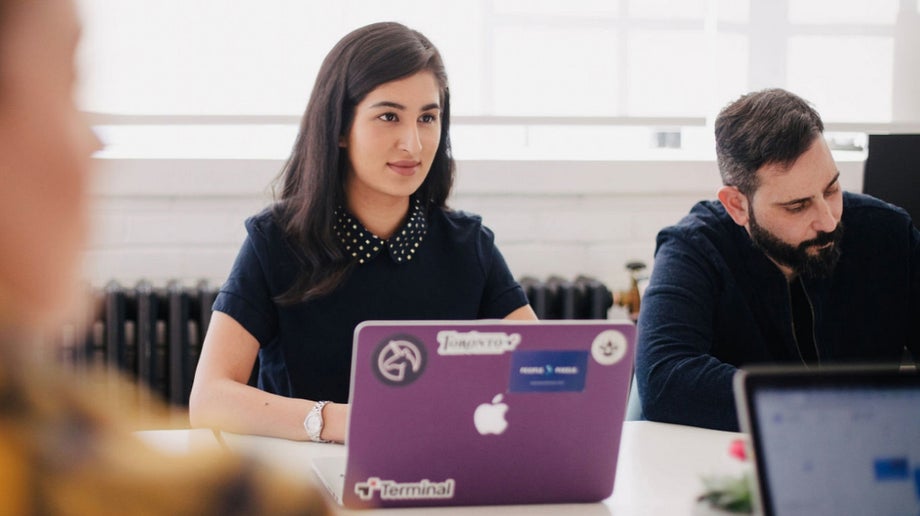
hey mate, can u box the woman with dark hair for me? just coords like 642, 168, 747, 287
0, 0, 331, 513
190, 22, 536, 442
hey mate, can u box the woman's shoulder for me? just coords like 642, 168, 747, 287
242, 205, 297, 252
431, 207, 493, 241
433, 207, 487, 230
244, 206, 282, 236
238, 206, 304, 269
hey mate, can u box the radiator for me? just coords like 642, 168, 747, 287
519, 275, 613, 320
52, 276, 611, 406
53, 280, 217, 407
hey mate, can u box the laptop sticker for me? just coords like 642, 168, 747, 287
591, 329, 629, 366
436, 330, 521, 355
355, 477, 456, 501
372, 334, 427, 386
873, 457, 909, 481
509, 350, 589, 392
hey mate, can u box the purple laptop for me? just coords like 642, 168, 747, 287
313, 320, 636, 509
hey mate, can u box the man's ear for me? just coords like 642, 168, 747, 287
338, 135, 347, 148
717, 186, 750, 227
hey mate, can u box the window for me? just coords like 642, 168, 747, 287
77, 0, 920, 159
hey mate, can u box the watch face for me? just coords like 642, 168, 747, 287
307, 415, 322, 435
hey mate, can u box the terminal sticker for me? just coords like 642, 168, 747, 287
355, 477, 455, 501
509, 350, 588, 393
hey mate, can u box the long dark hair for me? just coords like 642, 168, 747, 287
273, 22, 454, 304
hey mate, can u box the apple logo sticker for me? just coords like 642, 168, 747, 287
474, 394, 509, 435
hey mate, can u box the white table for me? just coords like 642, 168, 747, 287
137, 421, 749, 515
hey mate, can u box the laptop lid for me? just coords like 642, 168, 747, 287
339, 319, 635, 509
734, 366, 920, 516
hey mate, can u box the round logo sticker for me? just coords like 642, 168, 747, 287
591, 330, 628, 366
372, 334, 427, 386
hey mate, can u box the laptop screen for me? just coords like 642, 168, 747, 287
737, 368, 920, 516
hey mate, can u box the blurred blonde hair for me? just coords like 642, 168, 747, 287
0, 343, 332, 515
0, 0, 331, 511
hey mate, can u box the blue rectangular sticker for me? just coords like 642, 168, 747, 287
873, 457, 909, 481
509, 350, 588, 393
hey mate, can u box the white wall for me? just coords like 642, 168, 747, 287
84, 155, 866, 296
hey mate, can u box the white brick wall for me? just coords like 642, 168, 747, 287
84, 156, 865, 296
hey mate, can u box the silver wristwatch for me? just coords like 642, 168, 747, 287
304, 400, 332, 443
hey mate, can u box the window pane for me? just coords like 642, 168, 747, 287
492, 27, 619, 116
717, 0, 749, 24
76, 0, 484, 116
494, 0, 619, 16
77, 0, 342, 115
788, 0, 899, 25
714, 33, 750, 111
787, 36, 894, 122
627, 30, 708, 116
628, 0, 706, 20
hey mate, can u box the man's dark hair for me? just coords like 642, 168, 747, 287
715, 88, 824, 196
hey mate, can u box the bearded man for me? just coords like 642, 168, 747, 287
635, 88, 920, 431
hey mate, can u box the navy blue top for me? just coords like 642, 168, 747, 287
636, 192, 920, 431
213, 205, 529, 403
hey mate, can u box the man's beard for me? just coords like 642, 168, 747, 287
748, 208, 844, 279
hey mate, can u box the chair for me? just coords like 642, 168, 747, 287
625, 372, 644, 421
862, 133, 920, 228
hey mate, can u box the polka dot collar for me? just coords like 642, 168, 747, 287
334, 198, 428, 265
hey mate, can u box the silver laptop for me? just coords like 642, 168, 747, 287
734, 365, 920, 516
313, 319, 636, 509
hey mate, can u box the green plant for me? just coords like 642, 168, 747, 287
697, 472, 754, 513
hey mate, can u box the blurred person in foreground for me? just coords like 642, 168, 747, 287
635, 88, 920, 432
0, 0, 331, 513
